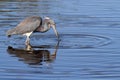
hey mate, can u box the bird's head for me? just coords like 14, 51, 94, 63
44, 17, 59, 39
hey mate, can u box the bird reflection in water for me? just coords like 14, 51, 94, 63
7, 41, 60, 66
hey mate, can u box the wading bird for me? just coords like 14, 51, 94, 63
6, 16, 59, 45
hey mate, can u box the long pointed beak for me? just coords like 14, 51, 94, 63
52, 25, 59, 40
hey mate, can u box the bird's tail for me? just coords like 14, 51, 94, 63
6, 28, 16, 37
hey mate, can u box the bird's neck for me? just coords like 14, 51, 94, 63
42, 23, 50, 32
35, 23, 50, 32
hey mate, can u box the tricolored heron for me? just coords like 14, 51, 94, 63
6, 16, 59, 45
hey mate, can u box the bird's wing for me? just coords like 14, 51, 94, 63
15, 16, 42, 34
9, 16, 42, 35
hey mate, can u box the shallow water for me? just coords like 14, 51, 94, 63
0, 0, 120, 80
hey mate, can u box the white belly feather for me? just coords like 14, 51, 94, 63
23, 32, 33, 37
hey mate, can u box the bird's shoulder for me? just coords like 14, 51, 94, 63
20, 16, 42, 24
16, 16, 42, 28
26, 16, 42, 21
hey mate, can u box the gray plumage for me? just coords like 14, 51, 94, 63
6, 16, 59, 45
7, 16, 42, 36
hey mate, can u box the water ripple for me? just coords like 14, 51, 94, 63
59, 34, 111, 49
7, 34, 111, 49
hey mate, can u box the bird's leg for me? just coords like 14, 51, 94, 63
26, 43, 33, 51
24, 32, 32, 45
25, 36, 30, 45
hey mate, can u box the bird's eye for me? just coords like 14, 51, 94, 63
47, 22, 51, 27
47, 22, 50, 25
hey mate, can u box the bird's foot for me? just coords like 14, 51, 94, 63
26, 43, 33, 51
